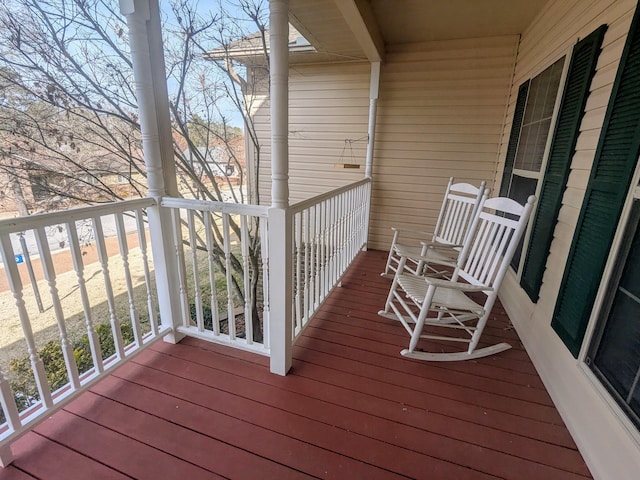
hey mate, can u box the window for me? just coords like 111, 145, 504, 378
502, 57, 567, 271
587, 192, 640, 430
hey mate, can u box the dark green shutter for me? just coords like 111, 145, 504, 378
552, 7, 640, 357
499, 81, 530, 197
520, 25, 608, 302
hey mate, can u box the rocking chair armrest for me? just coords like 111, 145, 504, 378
391, 226, 434, 238
424, 276, 493, 293
397, 247, 458, 266
419, 241, 463, 250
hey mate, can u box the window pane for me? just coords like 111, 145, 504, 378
590, 202, 640, 429
595, 290, 640, 385
508, 175, 538, 270
513, 57, 565, 173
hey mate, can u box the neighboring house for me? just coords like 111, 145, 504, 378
237, 1, 640, 478
0, 151, 145, 214
181, 137, 245, 187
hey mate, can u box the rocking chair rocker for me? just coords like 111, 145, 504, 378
382, 178, 487, 278
379, 195, 536, 361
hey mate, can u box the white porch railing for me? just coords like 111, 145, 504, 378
159, 197, 271, 355
0, 198, 167, 465
0, 178, 371, 463
289, 179, 371, 341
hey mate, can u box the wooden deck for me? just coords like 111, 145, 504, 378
0, 250, 592, 480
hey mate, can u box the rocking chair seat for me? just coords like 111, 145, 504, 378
396, 274, 486, 314
393, 243, 459, 270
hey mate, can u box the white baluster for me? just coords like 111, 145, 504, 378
259, 217, 270, 349
135, 209, 158, 336
35, 227, 80, 390
294, 212, 302, 332
222, 213, 236, 339
309, 205, 317, 313
0, 234, 52, 408
66, 221, 103, 374
171, 208, 191, 327
187, 210, 204, 332
92, 217, 125, 360
0, 369, 20, 432
115, 213, 142, 347
303, 208, 310, 323
240, 215, 253, 343
330, 196, 337, 287
204, 211, 221, 335
0, 367, 19, 467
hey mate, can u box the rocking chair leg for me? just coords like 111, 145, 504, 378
382, 257, 407, 313
407, 285, 436, 352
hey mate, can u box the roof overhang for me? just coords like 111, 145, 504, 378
289, 0, 551, 63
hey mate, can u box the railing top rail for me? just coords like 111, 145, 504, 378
0, 197, 157, 235
160, 197, 270, 218
290, 178, 371, 214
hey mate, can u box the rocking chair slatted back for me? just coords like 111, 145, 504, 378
383, 178, 487, 277
456, 196, 532, 290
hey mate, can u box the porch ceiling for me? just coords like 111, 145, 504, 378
289, 0, 550, 61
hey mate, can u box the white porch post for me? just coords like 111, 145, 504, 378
119, 0, 183, 342
268, 0, 293, 375
363, 61, 380, 250
365, 62, 380, 178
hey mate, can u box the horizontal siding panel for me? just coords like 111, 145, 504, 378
584, 85, 615, 110
382, 56, 515, 74
375, 132, 501, 145
387, 45, 517, 63
372, 124, 503, 135
382, 67, 514, 83
378, 78, 512, 91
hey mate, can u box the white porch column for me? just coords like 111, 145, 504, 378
268, 0, 293, 375
119, 0, 183, 342
365, 62, 380, 178
363, 61, 380, 250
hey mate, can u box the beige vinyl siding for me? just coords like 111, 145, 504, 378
496, 1, 640, 479
368, 35, 519, 250
254, 62, 370, 205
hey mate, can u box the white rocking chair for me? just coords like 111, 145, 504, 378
382, 178, 487, 278
378, 195, 536, 361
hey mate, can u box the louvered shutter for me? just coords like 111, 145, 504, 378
499, 81, 530, 197
552, 9, 640, 357
520, 25, 608, 302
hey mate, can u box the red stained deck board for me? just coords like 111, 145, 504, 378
34, 409, 221, 480
65, 390, 316, 480
6, 431, 130, 480
120, 350, 498, 480
89, 374, 405, 480
292, 333, 561, 424
305, 313, 546, 389
286, 353, 586, 473
166, 338, 589, 477
0, 468, 36, 480
178, 337, 576, 450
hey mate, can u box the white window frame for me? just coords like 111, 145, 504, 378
507, 51, 571, 278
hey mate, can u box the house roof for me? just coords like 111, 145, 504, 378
205, 25, 323, 65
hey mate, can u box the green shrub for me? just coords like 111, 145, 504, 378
0, 322, 136, 425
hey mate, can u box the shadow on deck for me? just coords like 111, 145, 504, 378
0, 250, 592, 480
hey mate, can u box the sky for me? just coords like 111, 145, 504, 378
161, 0, 265, 127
